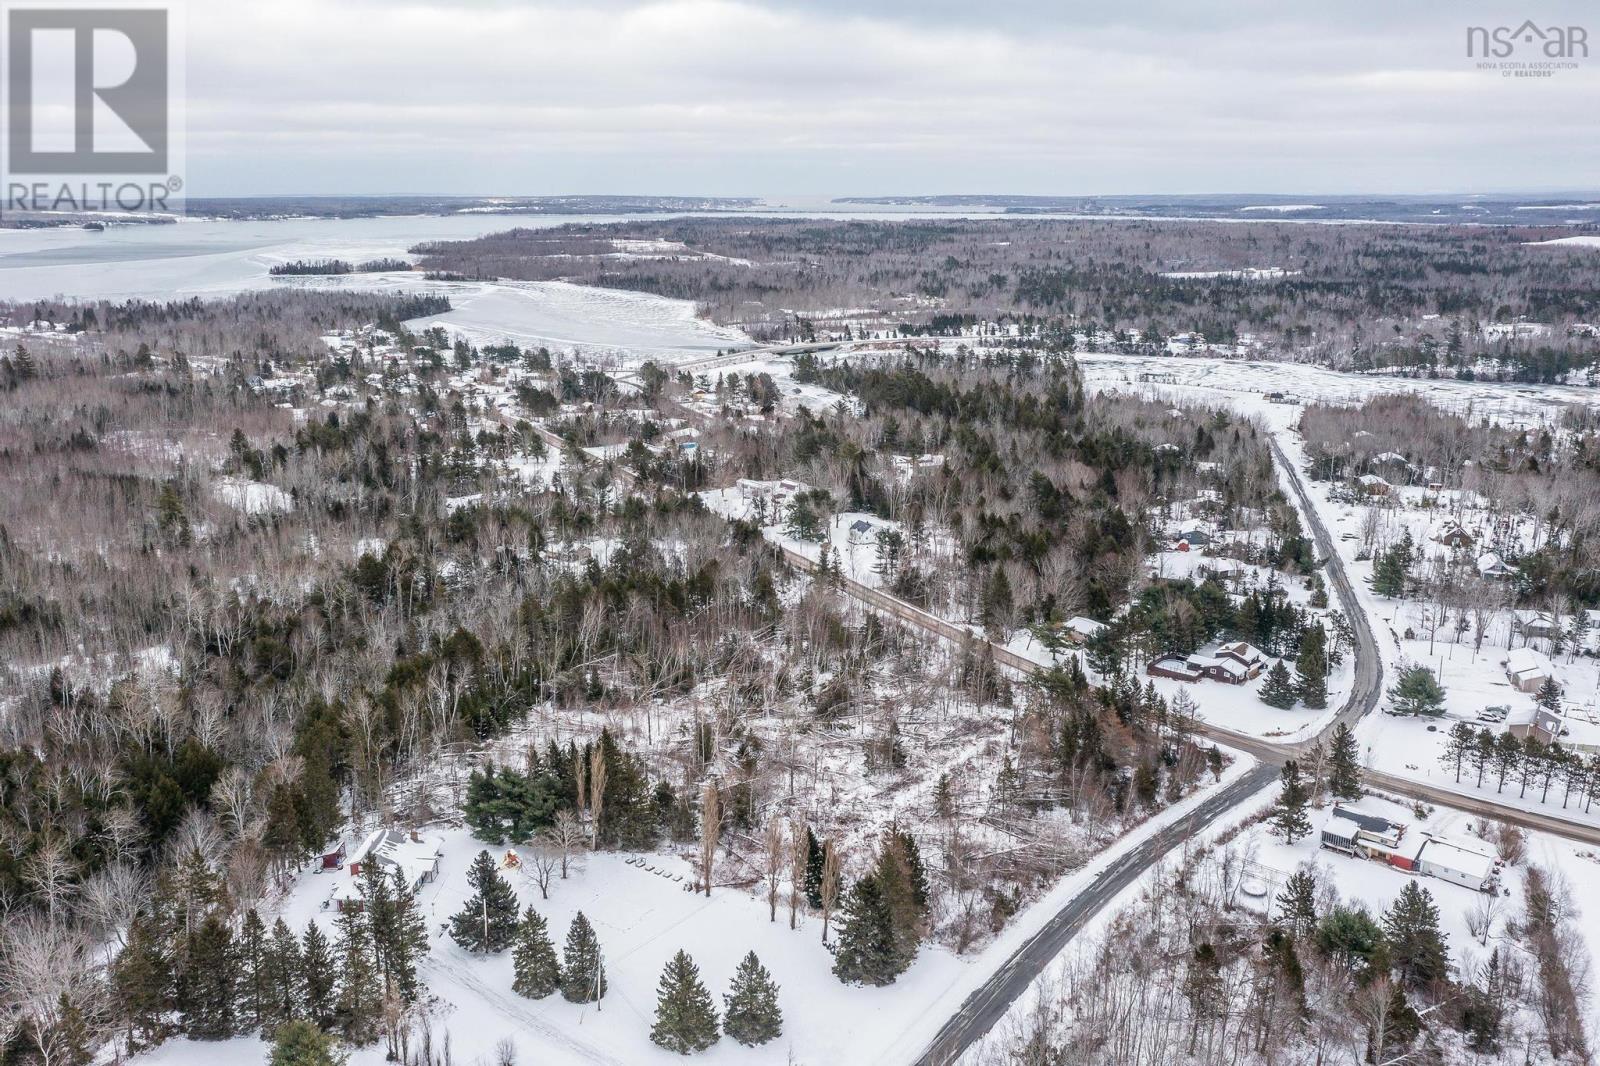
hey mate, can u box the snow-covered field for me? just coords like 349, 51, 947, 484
139, 752, 1258, 1066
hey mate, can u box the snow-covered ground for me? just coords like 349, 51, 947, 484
960, 785, 1600, 1064
138, 752, 1258, 1066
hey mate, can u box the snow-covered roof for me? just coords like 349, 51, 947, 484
348, 828, 442, 888
1066, 616, 1108, 637
1417, 837, 1496, 883
1506, 647, 1552, 678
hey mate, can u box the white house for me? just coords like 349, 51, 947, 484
1505, 647, 1554, 694
1477, 552, 1517, 579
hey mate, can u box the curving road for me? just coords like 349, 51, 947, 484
701, 390, 1600, 1065
782, 437, 1600, 1065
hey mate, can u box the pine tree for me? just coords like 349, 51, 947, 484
51, 993, 93, 1066
1275, 868, 1319, 938
722, 951, 782, 1047
181, 914, 238, 1039
1383, 882, 1450, 989
512, 907, 561, 1000
1328, 722, 1363, 800
1260, 661, 1298, 709
650, 949, 721, 1054
379, 867, 429, 1002
560, 911, 607, 1003
260, 917, 303, 1034
270, 1019, 347, 1066
449, 850, 520, 952
333, 909, 382, 1046
1295, 624, 1328, 709
1372, 542, 1408, 597
300, 922, 338, 1031
113, 911, 172, 1051
1387, 664, 1446, 717
1272, 760, 1313, 844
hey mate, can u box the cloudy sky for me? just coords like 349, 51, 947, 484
183, 0, 1600, 197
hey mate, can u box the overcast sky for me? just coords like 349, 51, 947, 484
183, 0, 1600, 197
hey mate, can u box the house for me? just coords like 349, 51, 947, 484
1177, 642, 1264, 685
1063, 617, 1108, 644
1477, 552, 1517, 579
1430, 522, 1474, 549
1355, 473, 1391, 496
1414, 836, 1498, 892
1507, 705, 1562, 746
1513, 610, 1561, 640
1320, 804, 1405, 854
335, 827, 443, 910
1505, 647, 1554, 694
1147, 655, 1204, 682
1175, 524, 1213, 547
846, 518, 877, 546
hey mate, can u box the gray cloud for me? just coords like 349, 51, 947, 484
181, 0, 1600, 196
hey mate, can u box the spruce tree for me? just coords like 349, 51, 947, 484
1383, 882, 1450, 989
1372, 543, 1407, 598
722, 951, 782, 1046
1295, 624, 1328, 709
238, 908, 268, 1034
650, 949, 721, 1054
333, 908, 382, 1046
52, 993, 93, 1066
1328, 722, 1363, 800
512, 907, 561, 999
803, 827, 825, 909
449, 850, 519, 953
832, 876, 898, 985
113, 913, 173, 1051
1260, 661, 1298, 709
182, 914, 238, 1039
1272, 760, 1313, 844
260, 917, 303, 1034
300, 922, 338, 1031
560, 911, 607, 1003
1536, 676, 1563, 714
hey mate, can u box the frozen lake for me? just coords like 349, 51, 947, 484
0, 214, 752, 361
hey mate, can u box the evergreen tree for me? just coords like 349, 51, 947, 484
1387, 664, 1446, 717
803, 826, 825, 909
378, 867, 429, 1002
449, 850, 520, 952
260, 917, 303, 1034
832, 876, 898, 986
333, 909, 382, 1046
650, 949, 721, 1054
1535, 676, 1563, 714
561, 911, 607, 1003
181, 914, 238, 1039
1328, 722, 1363, 800
113, 911, 172, 1051
51, 994, 93, 1066
512, 907, 562, 1000
1272, 760, 1312, 844
722, 951, 782, 1047
238, 909, 269, 1033
270, 1019, 347, 1066
1383, 882, 1450, 989
1275, 868, 1320, 939
1260, 661, 1298, 709
300, 922, 338, 1031
1372, 542, 1408, 598
1295, 624, 1328, 709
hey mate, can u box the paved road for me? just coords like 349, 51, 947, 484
910, 762, 1279, 1066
